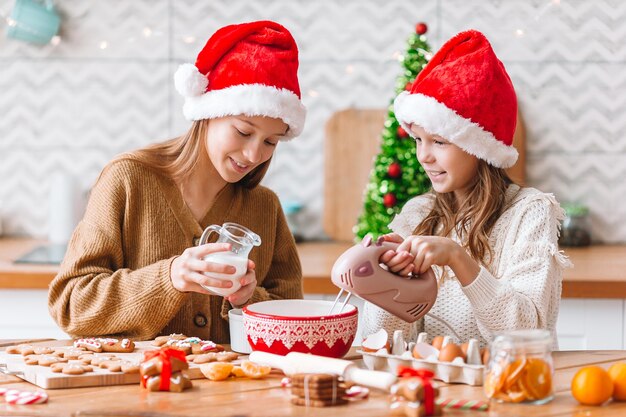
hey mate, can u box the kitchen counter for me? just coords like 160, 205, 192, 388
1, 341, 626, 416
2, 238, 626, 298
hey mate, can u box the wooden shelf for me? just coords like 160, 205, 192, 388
2, 238, 626, 298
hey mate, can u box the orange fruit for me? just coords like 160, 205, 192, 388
571, 366, 614, 406
521, 358, 552, 400
608, 362, 626, 401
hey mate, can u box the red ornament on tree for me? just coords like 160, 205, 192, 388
387, 162, 402, 178
397, 126, 409, 138
383, 193, 397, 208
415, 22, 428, 35
404, 81, 413, 91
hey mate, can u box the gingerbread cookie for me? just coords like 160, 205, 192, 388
78, 352, 117, 365
143, 372, 192, 392
120, 361, 141, 374
190, 351, 239, 364
163, 337, 224, 355
50, 363, 94, 375
6, 344, 31, 355
290, 374, 348, 407
73, 338, 135, 353
99, 338, 135, 353
140, 355, 188, 377
73, 338, 104, 352
24, 354, 68, 366
153, 334, 188, 347
140, 348, 192, 392
53, 347, 87, 360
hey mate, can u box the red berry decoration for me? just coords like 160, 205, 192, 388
383, 193, 397, 208
387, 162, 402, 178
397, 126, 409, 138
415, 22, 428, 35
404, 81, 413, 91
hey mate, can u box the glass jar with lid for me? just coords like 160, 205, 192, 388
484, 329, 554, 405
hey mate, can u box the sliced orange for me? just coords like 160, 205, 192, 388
521, 358, 552, 400
506, 381, 527, 403
240, 360, 272, 379
503, 357, 527, 392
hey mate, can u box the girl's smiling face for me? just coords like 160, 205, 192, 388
410, 124, 480, 201
205, 115, 288, 183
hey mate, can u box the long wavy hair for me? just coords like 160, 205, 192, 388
120, 119, 271, 188
412, 160, 516, 265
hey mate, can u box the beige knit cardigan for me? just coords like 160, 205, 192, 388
48, 157, 303, 343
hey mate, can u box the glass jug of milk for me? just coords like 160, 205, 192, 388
198, 222, 261, 297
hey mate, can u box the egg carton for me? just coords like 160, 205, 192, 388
357, 349, 484, 386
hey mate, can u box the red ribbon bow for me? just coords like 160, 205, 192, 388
397, 367, 436, 415
141, 348, 188, 391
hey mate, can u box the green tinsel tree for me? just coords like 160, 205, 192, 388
354, 22, 433, 241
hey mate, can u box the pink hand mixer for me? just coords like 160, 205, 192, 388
329, 235, 438, 322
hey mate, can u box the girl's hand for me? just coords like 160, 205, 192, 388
397, 235, 460, 274
378, 233, 415, 276
226, 259, 257, 307
170, 243, 239, 294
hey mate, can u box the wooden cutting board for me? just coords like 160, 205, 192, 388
0, 340, 238, 389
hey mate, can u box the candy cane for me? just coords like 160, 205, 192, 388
4, 390, 49, 405
345, 385, 370, 400
436, 398, 489, 411
0, 388, 20, 397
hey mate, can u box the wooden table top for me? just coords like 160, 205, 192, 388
1, 341, 626, 417
2, 238, 626, 298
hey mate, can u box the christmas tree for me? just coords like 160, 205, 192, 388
354, 23, 433, 240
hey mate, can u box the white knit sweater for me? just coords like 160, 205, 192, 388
361, 185, 571, 349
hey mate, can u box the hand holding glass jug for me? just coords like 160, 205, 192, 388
198, 222, 261, 297
169, 222, 261, 298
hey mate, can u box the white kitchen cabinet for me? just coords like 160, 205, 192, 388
0, 290, 68, 339
556, 299, 623, 350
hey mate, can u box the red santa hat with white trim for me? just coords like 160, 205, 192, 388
174, 20, 306, 140
394, 30, 518, 168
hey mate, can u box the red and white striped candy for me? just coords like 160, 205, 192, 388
280, 377, 291, 388
344, 385, 369, 400
0, 388, 20, 397
4, 389, 48, 405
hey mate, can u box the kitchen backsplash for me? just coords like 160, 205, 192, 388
0, 0, 625, 242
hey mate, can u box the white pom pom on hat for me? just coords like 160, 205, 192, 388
174, 63, 209, 98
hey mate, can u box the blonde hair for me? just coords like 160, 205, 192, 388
412, 161, 515, 265
117, 119, 271, 188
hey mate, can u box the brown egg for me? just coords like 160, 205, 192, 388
481, 347, 490, 365
438, 343, 464, 362
460, 342, 469, 359
431, 335, 444, 350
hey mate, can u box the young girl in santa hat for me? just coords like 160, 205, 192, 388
49, 21, 306, 343
361, 30, 571, 348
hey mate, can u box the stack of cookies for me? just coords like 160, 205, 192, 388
290, 373, 348, 407
389, 377, 442, 417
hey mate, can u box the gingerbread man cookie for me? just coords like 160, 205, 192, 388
190, 351, 239, 364
24, 355, 68, 366
50, 363, 94, 375
152, 334, 188, 347
73, 338, 135, 353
